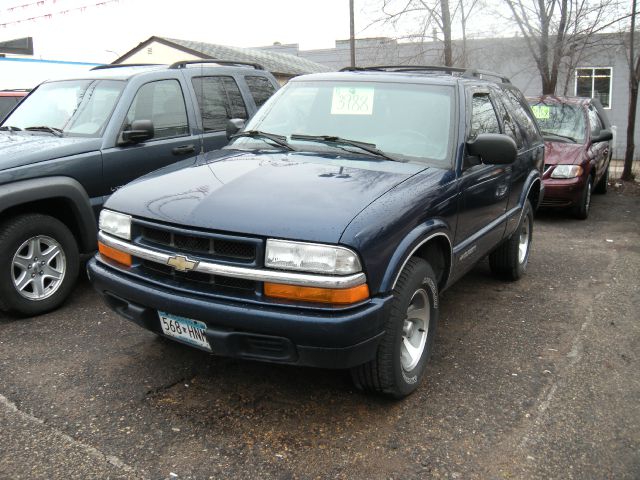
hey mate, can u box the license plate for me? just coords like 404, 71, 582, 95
158, 311, 211, 351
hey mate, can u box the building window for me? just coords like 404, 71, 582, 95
575, 67, 612, 108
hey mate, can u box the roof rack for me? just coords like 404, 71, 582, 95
339, 65, 511, 84
91, 63, 162, 71
169, 59, 264, 70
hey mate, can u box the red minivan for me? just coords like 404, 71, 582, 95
527, 95, 612, 219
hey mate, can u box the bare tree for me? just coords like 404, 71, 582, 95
623, 0, 639, 181
370, 0, 481, 67
503, 0, 625, 94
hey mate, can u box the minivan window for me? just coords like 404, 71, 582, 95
2, 79, 125, 136
125, 79, 189, 140
529, 101, 586, 144
192, 76, 248, 131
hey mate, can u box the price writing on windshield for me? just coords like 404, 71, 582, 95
331, 87, 375, 115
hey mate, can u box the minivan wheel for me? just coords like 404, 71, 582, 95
0, 214, 79, 316
574, 177, 593, 220
489, 199, 533, 281
350, 258, 438, 399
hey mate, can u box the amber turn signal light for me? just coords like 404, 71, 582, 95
264, 282, 369, 305
98, 241, 132, 267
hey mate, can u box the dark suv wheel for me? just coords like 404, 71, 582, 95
0, 214, 79, 316
350, 258, 439, 398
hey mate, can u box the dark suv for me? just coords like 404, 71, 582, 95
0, 61, 279, 316
88, 66, 544, 397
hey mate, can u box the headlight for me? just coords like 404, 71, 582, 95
99, 209, 132, 240
550, 165, 583, 179
265, 239, 362, 275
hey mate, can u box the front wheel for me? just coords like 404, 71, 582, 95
0, 214, 79, 316
489, 199, 533, 281
350, 258, 439, 398
573, 177, 593, 220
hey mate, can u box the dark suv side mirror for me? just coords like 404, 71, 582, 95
466, 133, 517, 165
592, 128, 613, 143
121, 120, 154, 144
226, 118, 245, 140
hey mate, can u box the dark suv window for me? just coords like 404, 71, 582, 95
192, 76, 248, 132
502, 88, 540, 144
470, 93, 500, 139
245, 76, 277, 108
125, 79, 189, 139
587, 105, 603, 136
0, 97, 20, 120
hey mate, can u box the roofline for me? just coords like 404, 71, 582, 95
112, 36, 212, 65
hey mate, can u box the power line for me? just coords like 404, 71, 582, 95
0, 0, 121, 29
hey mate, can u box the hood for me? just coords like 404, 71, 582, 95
544, 140, 587, 166
106, 150, 426, 244
0, 132, 102, 171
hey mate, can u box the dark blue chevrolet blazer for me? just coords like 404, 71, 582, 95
88, 68, 544, 398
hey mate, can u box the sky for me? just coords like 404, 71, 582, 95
0, 0, 390, 63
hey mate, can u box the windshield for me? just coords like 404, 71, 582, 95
2, 79, 125, 136
231, 81, 455, 165
528, 101, 586, 143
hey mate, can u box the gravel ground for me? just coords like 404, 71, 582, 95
0, 186, 638, 479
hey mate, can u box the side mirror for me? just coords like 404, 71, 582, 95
592, 128, 613, 143
226, 118, 245, 140
121, 119, 154, 144
466, 133, 517, 165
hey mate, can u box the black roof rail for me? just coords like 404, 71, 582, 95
169, 59, 264, 70
340, 65, 511, 84
462, 69, 511, 84
91, 63, 162, 71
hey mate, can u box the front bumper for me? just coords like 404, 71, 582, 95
87, 258, 392, 369
541, 175, 586, 208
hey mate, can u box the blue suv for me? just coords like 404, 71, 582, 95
88, 66, 544, 397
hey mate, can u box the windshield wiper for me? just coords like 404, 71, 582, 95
541, 130, 577, 143
0, 125, 22, 132
24, 126, 63, 137
290, 134, 400, 162
231, 130, 294, 151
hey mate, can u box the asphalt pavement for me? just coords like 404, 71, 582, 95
1, 186, 638, 479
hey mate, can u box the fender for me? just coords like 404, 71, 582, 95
378, 219, 453, 294
0, 176, 97, 252
505, 170, 542, 237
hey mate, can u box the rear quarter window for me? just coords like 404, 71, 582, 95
245, 76, 277, 108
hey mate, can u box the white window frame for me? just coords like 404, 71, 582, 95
574, 67, 613, 109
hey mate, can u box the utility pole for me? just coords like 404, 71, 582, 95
350, 0, 356, 67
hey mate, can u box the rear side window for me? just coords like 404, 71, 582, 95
245, 76, 276, 108
502, 88, 540, 145
469, 93, 500, 139
192, 76, 248, 132
125, 79, 189, 139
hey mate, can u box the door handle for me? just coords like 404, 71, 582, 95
172, 144, 195, 155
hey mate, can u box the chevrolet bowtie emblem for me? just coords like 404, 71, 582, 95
166, 255, 199, 272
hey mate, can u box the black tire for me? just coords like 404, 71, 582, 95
350, 257, 438, 399
573, 177, 593, 220
594, 166, 609, 194
0, 214, 79, 317
489, 199, 533, 281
